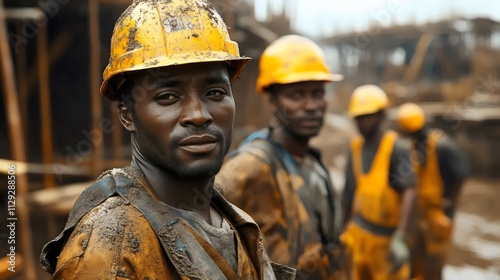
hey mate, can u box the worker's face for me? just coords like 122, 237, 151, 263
120, 62, 234, 180
270, 81, 327, 139
355, 111, 384, 139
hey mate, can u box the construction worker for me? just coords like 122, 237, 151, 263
397, 103, 468, 280
217, 34, 344, 279
341, 85, 417, 280
39, 0, 295, 279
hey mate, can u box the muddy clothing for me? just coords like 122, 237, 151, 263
217, 128, 342, 280
40, 166, 295, 280
411, 129, 468, 280
341, 131, 414, 280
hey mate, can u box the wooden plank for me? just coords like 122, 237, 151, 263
0, 158, 92, 176
38, 25, 55, 187
89, 0, 104, 177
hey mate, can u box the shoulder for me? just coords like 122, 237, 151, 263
217, 150, 277, 197
393, 136, 412, 151
64, 196, 154, 253
217, 141, 285, 202
434, 132, 469, 177
54, 196, 166, 278
221, 139, 278, 177
391, 136, 413, 161
78, 196, 143, 226
232, 138, 279, 163
435, 133, 460, 155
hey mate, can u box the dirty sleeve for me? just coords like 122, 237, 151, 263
342, 152, 355, 209
51, 197, 180, 280
389, 138, 418, 191
436, 135, 469, 193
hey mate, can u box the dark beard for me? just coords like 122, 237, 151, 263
167, 153, 225, 182
152, 131, 232, 182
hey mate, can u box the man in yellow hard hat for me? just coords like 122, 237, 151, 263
397, 103, 468, 280
217, 34, 344, 279
341, 85, 417, 280
39, 1, 295, 279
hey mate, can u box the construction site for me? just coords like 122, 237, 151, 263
0, 0, 499, 279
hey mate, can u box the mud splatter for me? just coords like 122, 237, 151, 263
126, 25, 140, 52
79, 235, 89, 250
145, 59, 160, 67
128, 232, 141, 253
96, 198, 128, 246
117, 268, 127, 277
195, 0, 221, 26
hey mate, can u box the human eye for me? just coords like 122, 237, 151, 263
206, 89, 227, 100
313, 90, 325, 99
155, 92, 179, 105
288, 91, 303, 100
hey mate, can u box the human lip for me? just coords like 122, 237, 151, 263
178, 134, 218, 153
300, 117, 323, 126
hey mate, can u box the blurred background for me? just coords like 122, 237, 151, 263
0, 0, 499, 279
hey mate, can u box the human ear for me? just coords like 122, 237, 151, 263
118, 103, 136, 132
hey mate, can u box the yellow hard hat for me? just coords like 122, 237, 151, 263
256, 34, 343, 94
100, 0, 251, 100
348, 84, 389, 117
397, 103, 425, 133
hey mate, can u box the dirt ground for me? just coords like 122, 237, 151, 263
444, 178, 500, 279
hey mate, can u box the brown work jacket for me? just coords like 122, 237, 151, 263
217, 135, 342, 280
40, 166, 295, 279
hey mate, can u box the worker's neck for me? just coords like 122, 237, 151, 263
270, 127, 310, 159
363, 127, 384, 144
413, 127, 428, 142
130, 144, 214, 223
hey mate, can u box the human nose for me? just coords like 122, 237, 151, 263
179, 96, 213, 127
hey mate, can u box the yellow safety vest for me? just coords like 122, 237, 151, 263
352, 131, 401, 228
414, 130, 445, 221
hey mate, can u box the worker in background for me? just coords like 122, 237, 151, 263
40, 0, 296, 279
217, 34, 344, 279
397, 103, 468, 280
342, 85, 417, 280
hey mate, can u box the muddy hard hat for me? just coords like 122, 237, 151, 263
397, 103, 425, 133
256, 34, 343, 94
349, 84, 389, 117
100, 0, 251, 100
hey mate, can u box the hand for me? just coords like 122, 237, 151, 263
388, 231, 409, 273
324, 242, 345, 271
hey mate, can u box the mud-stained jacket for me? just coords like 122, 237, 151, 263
217, 129, 343, 280
40, 166, 295, 279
